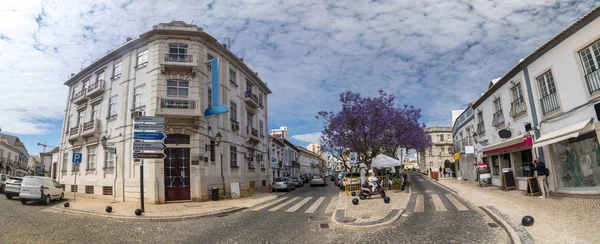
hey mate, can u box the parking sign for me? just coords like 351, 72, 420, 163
349, 152, 357, 164
72, 152, 82, 163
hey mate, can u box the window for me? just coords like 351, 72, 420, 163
133, 85, 145, 109
247, 111, 253, 128
78, 111, 85, 126
510, 84, 526, 117
259, 93, 263, 107
260, 120, 264, 136
210, 140, 215, 162
476, 112, 485, 135
92, 104, 100, 120
105, 144, 115, 171
113, 61, 122, 78
66, 115, 72, 131
230, 146, 238, 168
537, 70, 560, 114
108, 95, 119, 117
428, 148, 433, 156
230, 101, 237, 122
87, 147, 97, 170
82, 80, 89, 93
207, 54, 214, 71
168, 44, 188, 61
492, 155, 499, 176
246, 80, 253, 93
579, 39, 600, 93
136, 50, 148, 67
97, 71, 105, 82
62, 153, 67, 172
229, 69, 237, 85
166, 80, 189, 98
207, 88, 212, 108
439, 134, 444, 141
514, 149, 533, 178
492, 98, 504, 126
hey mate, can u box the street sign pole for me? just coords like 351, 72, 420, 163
140, 158, 144, 212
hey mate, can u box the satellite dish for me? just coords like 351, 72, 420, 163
498, 129, 512, 139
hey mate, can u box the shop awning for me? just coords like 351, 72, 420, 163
483, 136, 533, 155
534, 118, 593, 148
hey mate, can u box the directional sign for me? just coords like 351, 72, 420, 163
134, 132, 166, 140
133, 152, 166, 159
134, 124, 167, 131
134, 116, 167, 123
72, 152, 82, 163
133, 142, 166, 151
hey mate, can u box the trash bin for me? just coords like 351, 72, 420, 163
211, 187, 219, 201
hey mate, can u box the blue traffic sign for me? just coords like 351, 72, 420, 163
35, 166, 41, 175
134, 132, 166, 140
134, 124, 167, 131
72, 152, 82, 163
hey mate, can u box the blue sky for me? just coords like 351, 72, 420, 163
0, 0, 598, 156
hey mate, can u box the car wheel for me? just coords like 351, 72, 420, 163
310, 184, 313, 187
60, 193, 64, 201
5, 194, 12, 199
45, 195, 51, 205
0, 185, 4, 193
21, 199, 27, 205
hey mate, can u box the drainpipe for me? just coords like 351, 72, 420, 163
522, 66, 544, 160
120, 54, 133, 202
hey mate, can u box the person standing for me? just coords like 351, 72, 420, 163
533, 158, 549, 199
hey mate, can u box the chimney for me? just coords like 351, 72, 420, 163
71, 73, 75, 77
222, 44, 227, 49
240, 58, 244, 62
126, 37, 132, 41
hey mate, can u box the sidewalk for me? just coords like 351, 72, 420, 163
434, 177, 600, 243
48, 192, 286, 222
331, 186, 411, 229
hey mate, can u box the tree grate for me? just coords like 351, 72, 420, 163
319, 223, 329, 229
487, 223, 499, 228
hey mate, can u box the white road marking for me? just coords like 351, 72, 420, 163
286, 197, 313, 212
305, 197, 326, 213
251, 197, 288, 211
415, 195, 424, 212
446, 194, 468, 211
431, 194, 447, 212
268, 197, 300, 212
324, 196, 337, 214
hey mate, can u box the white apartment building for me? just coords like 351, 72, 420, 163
422, 126, 454, 173
452, 6, 600, 194
270, 126, 289, 140
0, 133, 29, 177
56, 21, 271, 203
452, 106, 478, 181
296, 146, 323, 174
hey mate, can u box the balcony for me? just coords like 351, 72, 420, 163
476, 122, 485, 135
81, 119, 100, 138
492, 110, 505, 127
87, 80, 105, 98
68, 125, 81, 142
540, 92, 560, 115
155, 97, 200, 118
71, 90, 87, 105
161, 54, 196, 75
585, 69, 600, 94
509, 97, 527, 117
245, 126, 260, 145
244, 91, 259, 108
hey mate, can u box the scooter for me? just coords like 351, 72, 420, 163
358, 180, 386, 200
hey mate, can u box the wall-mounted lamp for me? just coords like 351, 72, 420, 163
472, 133, 479, 143
215, 132, 223, 146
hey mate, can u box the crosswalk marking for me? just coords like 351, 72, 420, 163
324, 196, 337, 214
415, 195, 424, 212
251, 197, 289, 211
446, 194, 468, 211
286, 197, 313, 212
431, 194, 447, 212
268, 197, 300, 212
305, 197, 326, 213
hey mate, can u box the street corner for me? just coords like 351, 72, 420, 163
331, 190, 410, 230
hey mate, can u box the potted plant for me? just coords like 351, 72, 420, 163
392, 178, 402, 192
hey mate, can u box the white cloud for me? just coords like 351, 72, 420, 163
0, 0, 597, 137
291, 132, 322, 144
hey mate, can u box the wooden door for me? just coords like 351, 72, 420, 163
164, 148, 191, 201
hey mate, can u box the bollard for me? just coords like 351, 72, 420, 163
105, 206, 113, 213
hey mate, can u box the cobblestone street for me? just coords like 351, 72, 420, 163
0, 174, 511, 244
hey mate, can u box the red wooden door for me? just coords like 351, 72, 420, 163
164, 148, 191, 201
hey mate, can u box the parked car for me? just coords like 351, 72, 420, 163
0, 174, 7, 193
19, 176, 64, 205
310, 174, 327, 187
301, 174, 310, 183
335, 172, 345, 186
340, 172, 361, 191
290, 176, 304, 187
4, 176, 23, 199
272, 177, 294, 192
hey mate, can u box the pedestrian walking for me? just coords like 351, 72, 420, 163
533, 158, 550, 198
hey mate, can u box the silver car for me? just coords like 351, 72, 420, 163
4, 176, 23, 199
310, 174, 327, 187
272, 177, 294, 192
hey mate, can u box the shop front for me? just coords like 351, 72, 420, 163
534, 118, 600, 193
483, 134, 533, 189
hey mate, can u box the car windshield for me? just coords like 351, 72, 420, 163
290, 177, 298, 180
313, 175, 322, 179
275, 178, 287, 182
7, 179, 22, 184
21, 177, 42, 186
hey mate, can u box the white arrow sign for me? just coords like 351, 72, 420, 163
133, 142, 166, 151
134, 124, 167, 131
134, 116, 167, 123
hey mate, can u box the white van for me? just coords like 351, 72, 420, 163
19, 176, 64, 205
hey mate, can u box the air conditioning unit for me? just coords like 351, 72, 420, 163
231, 123, 240, 131
131, 111, 143, 118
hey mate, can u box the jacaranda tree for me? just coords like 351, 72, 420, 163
317, 90, 432, 168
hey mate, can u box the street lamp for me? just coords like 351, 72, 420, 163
472, 132, 479, 143
214, 131, 225, 197
215, 132, 223, 146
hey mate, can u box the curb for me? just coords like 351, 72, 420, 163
480, 206, 521, 244
47, 205, 248, 222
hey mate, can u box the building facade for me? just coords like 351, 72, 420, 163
422, 126, 455, 173
451, 6, 600, 194
57, 21, 271, 203
296, 146, 323, 175
0, 133, 29, 176
452, 106, 478, 181
270, 126, 289, 140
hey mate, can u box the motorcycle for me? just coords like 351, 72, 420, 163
358, 180, 386, 200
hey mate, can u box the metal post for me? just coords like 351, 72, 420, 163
114, 153, 118, 201
140, 159, 144, 212
73, 172, 77, 203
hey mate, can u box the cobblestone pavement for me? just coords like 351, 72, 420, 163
1, 176, 508, 244
436, 176, 600, 243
